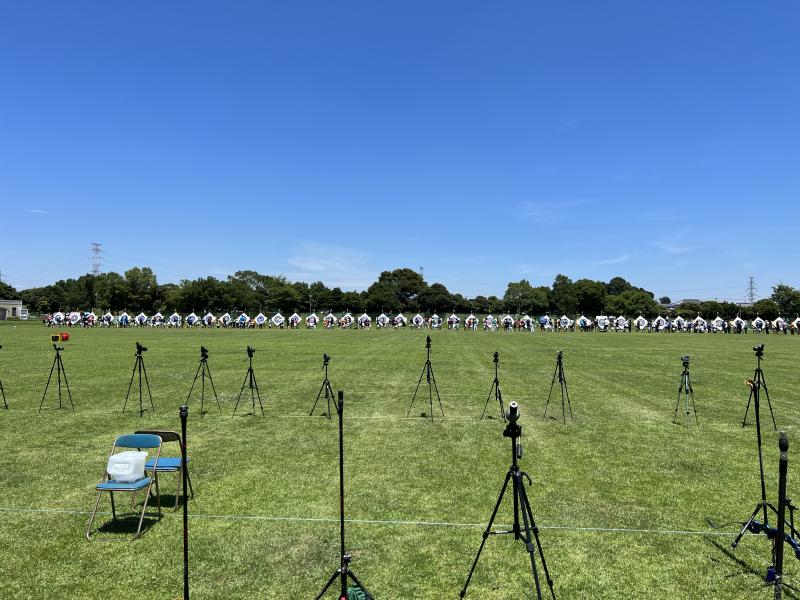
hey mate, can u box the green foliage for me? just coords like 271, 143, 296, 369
549, 274, 578, 315
751, 298, 780, 320
603, 289, 661, 318
573, 279, 606, 316
0, 280, 19, 299
771, 284, 800, 316
659, 296, 671, 305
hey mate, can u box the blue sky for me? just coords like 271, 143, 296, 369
1, 2, 798, 302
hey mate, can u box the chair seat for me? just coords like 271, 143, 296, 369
96, 477, 152, 491
144, 457, 187, 472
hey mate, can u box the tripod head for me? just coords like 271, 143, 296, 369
493, 351, 499, 364
247, 346, 255, 359
681, 354, 690, 369
323, 353, 330, 369
200, 346, 209, 361
426, 335, 431, 349
52, 343, 64, 353
136, 341, 148, 356
754, 344, 765, 359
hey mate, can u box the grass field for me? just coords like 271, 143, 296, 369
1, 320, 799, 599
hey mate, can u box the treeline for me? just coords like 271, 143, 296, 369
4, 267, 799, 320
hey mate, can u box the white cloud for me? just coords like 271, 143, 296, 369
653, 241, 693, 255
286, 242, 374, 290
26, 208, 48, 214
595, 254, 630, 265
520, 200, 590, 221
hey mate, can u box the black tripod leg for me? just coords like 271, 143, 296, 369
0, 379, 6, 409
252, 372, 264, 415
123, 358, 138, 413
408, 363, 427, 417
186, 363, 202, 404
59, 356, 74, 410
742, 386, 754, 427
674, 381, 683, 424
461, 472, 512, 598
327, 381, 339, 416
310, 379, 327, 416
516, 478, 545, 600
543, 366, 558, 419
313, 568, 341, 600
689, 382, 698, 426
233, 369, 250, 415
732, 504, 764, 548
429, 363, 444, 417
519, 480, 556, 599
141, 360, 154, 413
39, 357, 58, 412
497, 383, 504, 419
205, 365, 221, 412
347, 570, 374, 600
481, 381, 495, 420
561, 370, 572, 420
762, 377, 777, 431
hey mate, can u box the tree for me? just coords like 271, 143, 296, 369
365, 281, 400, 313
125, 267, 159, 312
420, 283, 454, 313
659, 296, 671, 305
375, 268, 427, 311
604, 290, 660, 318
771, 284, 800, 316
549, 274, 578, 315
606, 276, 634, 296
573, 279, 606, 316
751, 299, 780, 321
0, 280, 19, 299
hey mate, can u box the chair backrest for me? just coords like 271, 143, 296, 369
135, 430, 181, 444
116, 433, 162, 449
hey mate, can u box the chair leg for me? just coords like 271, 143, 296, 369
86, 491, 104, 539
110, 491, 116, 520
174, 470, 181, 510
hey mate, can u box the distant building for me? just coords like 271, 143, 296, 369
0, 299, 24, 320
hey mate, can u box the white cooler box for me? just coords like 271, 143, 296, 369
107, 451, 148, 483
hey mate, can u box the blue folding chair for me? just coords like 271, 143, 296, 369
136, 430, 194, 509
86, 433, 163, 540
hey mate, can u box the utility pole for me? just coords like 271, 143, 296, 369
746, 276, 757, 304
419, 266, 424, 281
91, 243, 103, 276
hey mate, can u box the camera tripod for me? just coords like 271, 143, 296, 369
543, 351, 572, 423
0, 346, 6, 409
480, 351, 505, 420
314, 391, 374, 600
186, 348, 220, 417
742, 347, 776, 430
39, 344, 74, 412
233, 349, 264, 416
732, 347, 787, 552
122, 344, 154, 417
673, 360, 698, 426
408, 335, 444, 421
461, 402, 556, 599
310, 355, 338, 418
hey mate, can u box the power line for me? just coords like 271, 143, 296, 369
746, 276, 757, 304
90, 243, 103, 276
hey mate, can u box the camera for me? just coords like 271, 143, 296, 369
247, 346, 255, 358
426, 335, 431, 347
53, 343, 64, 352
556, 350, 563, 358
493, 350, 499, 362
201, 346, 209, 359
136, 342, 148, 354
754, 344, 764, 357
681, 355, 690, 366
323, 353, 330, 365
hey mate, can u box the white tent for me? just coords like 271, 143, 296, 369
237, 312, 249, 324
730, 316, 745, 328
53, 311, 65, 323
220, 312, 232, 326
376, 313, 389, 327
168, 312, 181, 326
652, 316, 667, 330
451, 313, 463, 323
203, 312, 216, 325
614, 316, 627, 329
692, 316, 706, 326
69, 311, 82, 325
289, 313, 301, 326
271, 312, 285, 327
341, 313, 354, 328
135, 312, 147, 325
430, 314, 441, 327
752, 316, 765, 330
673, 315, 686, 329
103, 311, 114, 321
559, 315, 573, 328
255, 312, 267, 326
323, 313, 337, 327
711, 315, 725, 331
358, 313, 371, 327
540, 315, 552, 328
595, 315, 609, 328
484, 314, 496, 327
634, 315, 648, 329
501, 314, 514, 326
792, 317, 800, 329
306, 312, 318, 328
412, 313, 425, 327
576, 315, 592, 328
394, 313, 407, 326
772, 316, 787, 328
153, 311, 164, 322
521, 314, 533, 324
186, 312, 198, 326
